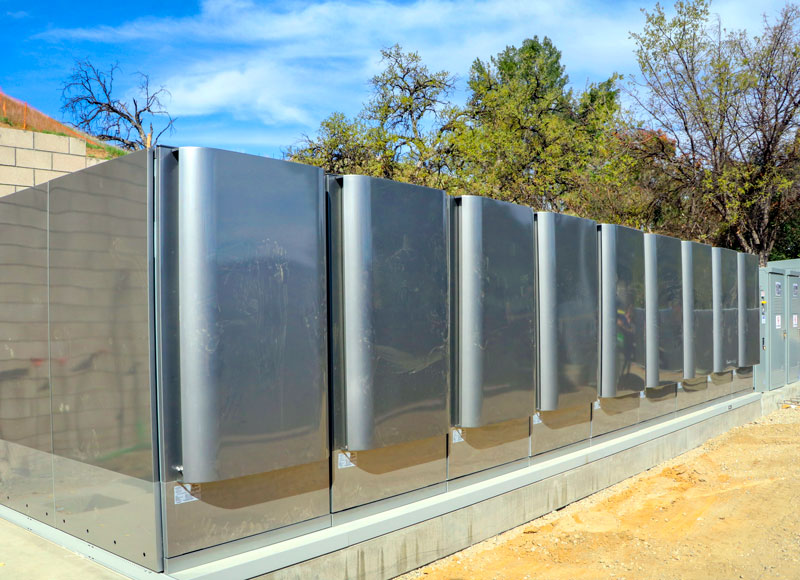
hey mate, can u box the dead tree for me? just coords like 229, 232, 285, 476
62, 60, 174, 150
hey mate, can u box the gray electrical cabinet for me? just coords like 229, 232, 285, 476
328, 175, 449, 511
595, 224, 643, 436
449, 196, 533, 478
786, 270, 800, 384
769, 269, 787, 389
755, 267, 788, 391
531, 213, 596, 454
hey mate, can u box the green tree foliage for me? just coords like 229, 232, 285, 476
288, 44, 456, 188
630, 0, 800, 263
289, 40, 624, 207
291, 6, 800, 264
441, 38, 625, 211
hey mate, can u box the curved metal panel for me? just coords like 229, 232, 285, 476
175, 147, 328, 483
599, 224, 645, 398
738, 252, 760, 367
644, 234, 683, 387
658, 235, 684, 383
330, 175, 449, 451
455, 196, 535, 428
535, 212, 598, 411
713, 247, 739, 372
683, 241, 714, 377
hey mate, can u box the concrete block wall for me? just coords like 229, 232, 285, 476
0, 127, 105, 196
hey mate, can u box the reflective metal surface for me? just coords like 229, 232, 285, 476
713, 248, 739, 372
531, 405, 591, 456
644, 234, 683, 388
677, 377, 709, 411
0, 184, 52, 524
330, 436, 446, 512
447, 418, 530, 479
536, 213, 598, 411
599, 224, 645, 398
682, 242, 714, 378
162, 462, 330, 557
738, 253, 760, 368
329, 175, 450, 451
639, 384, 677, 422
454, 196, 535, 428
48, 151, 161, 569
171, 148, 329, 484
787, 272, 800, 384
769, 271, 787, 388
731, 366, 754, 394
708, 371, 733, 401
591, 393, 640, 437
157, 148, 330, 556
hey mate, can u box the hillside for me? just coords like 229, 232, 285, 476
0, 90, 125, 160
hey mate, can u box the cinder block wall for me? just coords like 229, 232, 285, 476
0, 127, 105, 196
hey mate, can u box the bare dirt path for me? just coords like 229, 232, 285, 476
400, 407, 800, 580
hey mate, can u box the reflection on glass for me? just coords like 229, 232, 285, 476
0, 185, 52, 523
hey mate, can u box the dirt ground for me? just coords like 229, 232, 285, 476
401, 406, 800, 580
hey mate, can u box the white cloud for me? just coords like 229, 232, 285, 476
38, 0, 792, 145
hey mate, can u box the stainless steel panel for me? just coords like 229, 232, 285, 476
599, 224, 645, 398
769, 272, 786, 388
682, 242, 714, 378
330, 436, 446, 512
731, 367, 754, 394
713, 247, 739, 372
155, 148, 330, 555
677, 377, 708, 411
639, 384, 677, 422
644, 234, 683, 388
591, 393, 639, 437
48, 151, 161, 570
447, 418, 530, 479
170, 147, 328, 485
536, 213, 598, 411
162, 462, 330, 557
531, 405, 591, 456
0, 185, 53, 524
786, 272, 800, 383
738, 253, 760, 367
329, 175, 449, 451
708, 371, 733, 400
455, 196, 535, 427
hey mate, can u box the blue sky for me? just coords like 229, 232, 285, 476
0, 0, 789, 157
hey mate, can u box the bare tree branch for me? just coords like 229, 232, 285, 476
61, 60, 175, 150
